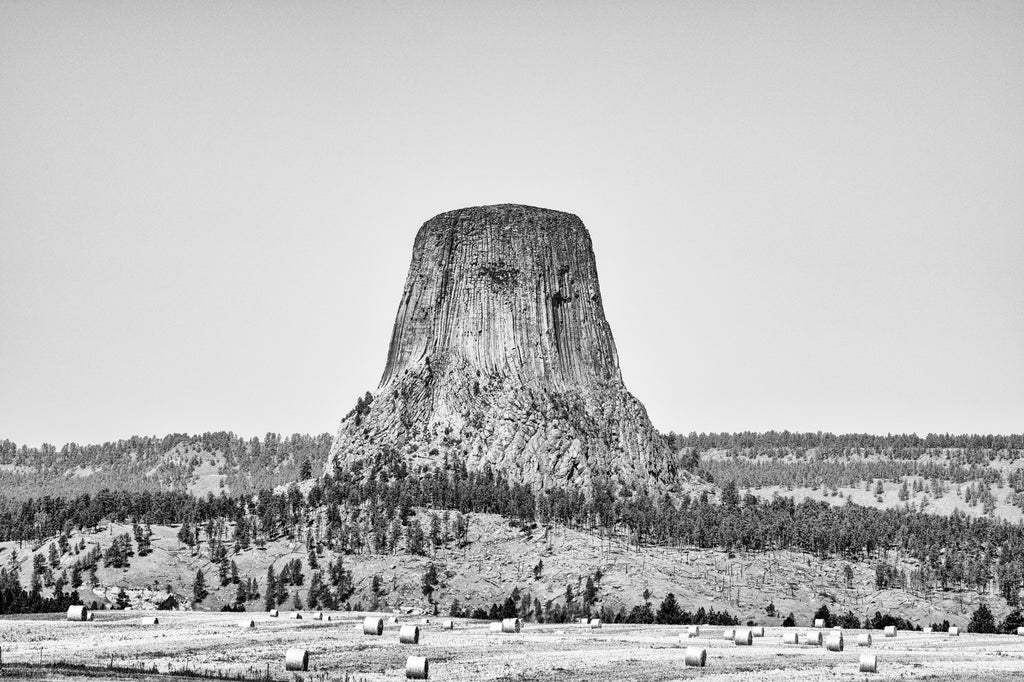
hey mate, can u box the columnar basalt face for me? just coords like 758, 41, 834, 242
382, 205, 620, 390
329, 204, 681, 489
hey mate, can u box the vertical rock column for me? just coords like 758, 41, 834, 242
330, 204, 680, 490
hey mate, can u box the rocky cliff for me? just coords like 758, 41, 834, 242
329, 204, 683, 489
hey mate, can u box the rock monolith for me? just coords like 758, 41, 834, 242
329, 204, 681, 489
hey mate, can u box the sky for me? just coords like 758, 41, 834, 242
1, 1, 1022, 448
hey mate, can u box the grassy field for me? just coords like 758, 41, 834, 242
0, 611, 1022, 681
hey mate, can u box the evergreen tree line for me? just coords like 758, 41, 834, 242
0, 432, 332, 500
4, 454, 1024, 606
448, 587, 742, 626
0, 564, 82, 615
663, 431, 1024, 452
700, 458, 1004, 491
4, 430, 1020, 502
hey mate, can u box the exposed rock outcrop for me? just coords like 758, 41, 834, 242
329, 204, 683, 489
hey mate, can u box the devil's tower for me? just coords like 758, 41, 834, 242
329, 204, 680, 488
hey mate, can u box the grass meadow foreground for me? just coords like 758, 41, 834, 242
0, 611, 1023, 681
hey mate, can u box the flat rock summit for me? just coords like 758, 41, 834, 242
329, 204, 682, 489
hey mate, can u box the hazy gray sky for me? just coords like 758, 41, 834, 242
2, 1, 1022, 447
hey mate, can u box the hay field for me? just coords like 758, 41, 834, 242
0, 611, 1022, 681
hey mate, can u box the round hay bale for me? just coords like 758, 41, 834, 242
489, 622, 503, 633
803, 631, 822, 646
363, 616, 384, 636
148, 617, 159, 625
590, 619, 602, 629
859, 653, 877, 673
239, 619, 256, 629
687, 625, 700, 638
399, 624, 421, 644
579, 618, 589, 624
501, 617, 521, 633
1017, 626, 1024, 636
948, 626, 960, 636
284, 648, 309, 672
87, 612, 95, 621
326, 615, 332, 621
389, 616, 400, 624
291, 612, 302, 620
825, 633, 844, 652
406, 655, 429, 679
66, 605, 88, 622
813, 618, 825, 628
269, 609, 279, 618
722, 628, 734, 641
923, 627, 933, 634
313, 612, 324, 621
442, 619, 454, 630
884, 625, 897, 638
684, 646, 706, 667
857, 633, 872, 647
752, 626, 765, 637
782, 631, 798, 645
733, 628, 753, 646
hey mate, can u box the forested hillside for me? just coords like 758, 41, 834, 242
663, 431, 1024, 517
0, 432, 332, 499
4, 447, 1024, 608
4, 429, 1024, 623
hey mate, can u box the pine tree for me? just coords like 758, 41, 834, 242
429, 513, 442, 547
178, 522, 195, 548
370, 574, 383, 609
192, 569, 209, 604
308, 572, 322, 609
290, 558, 305, 586
813, 604, 833, 628
968, 603, 996, 633
275, 567, 288, 605
584, 575, 597, 606
234, 581, 247, 607
218, 556, 230, 586
406, 519, 426, 555
265, 566, 278, 610
656, 593, 683, 624
234, 517, 250, 551
721, 481, 740, 507
421, 564, 439, 599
